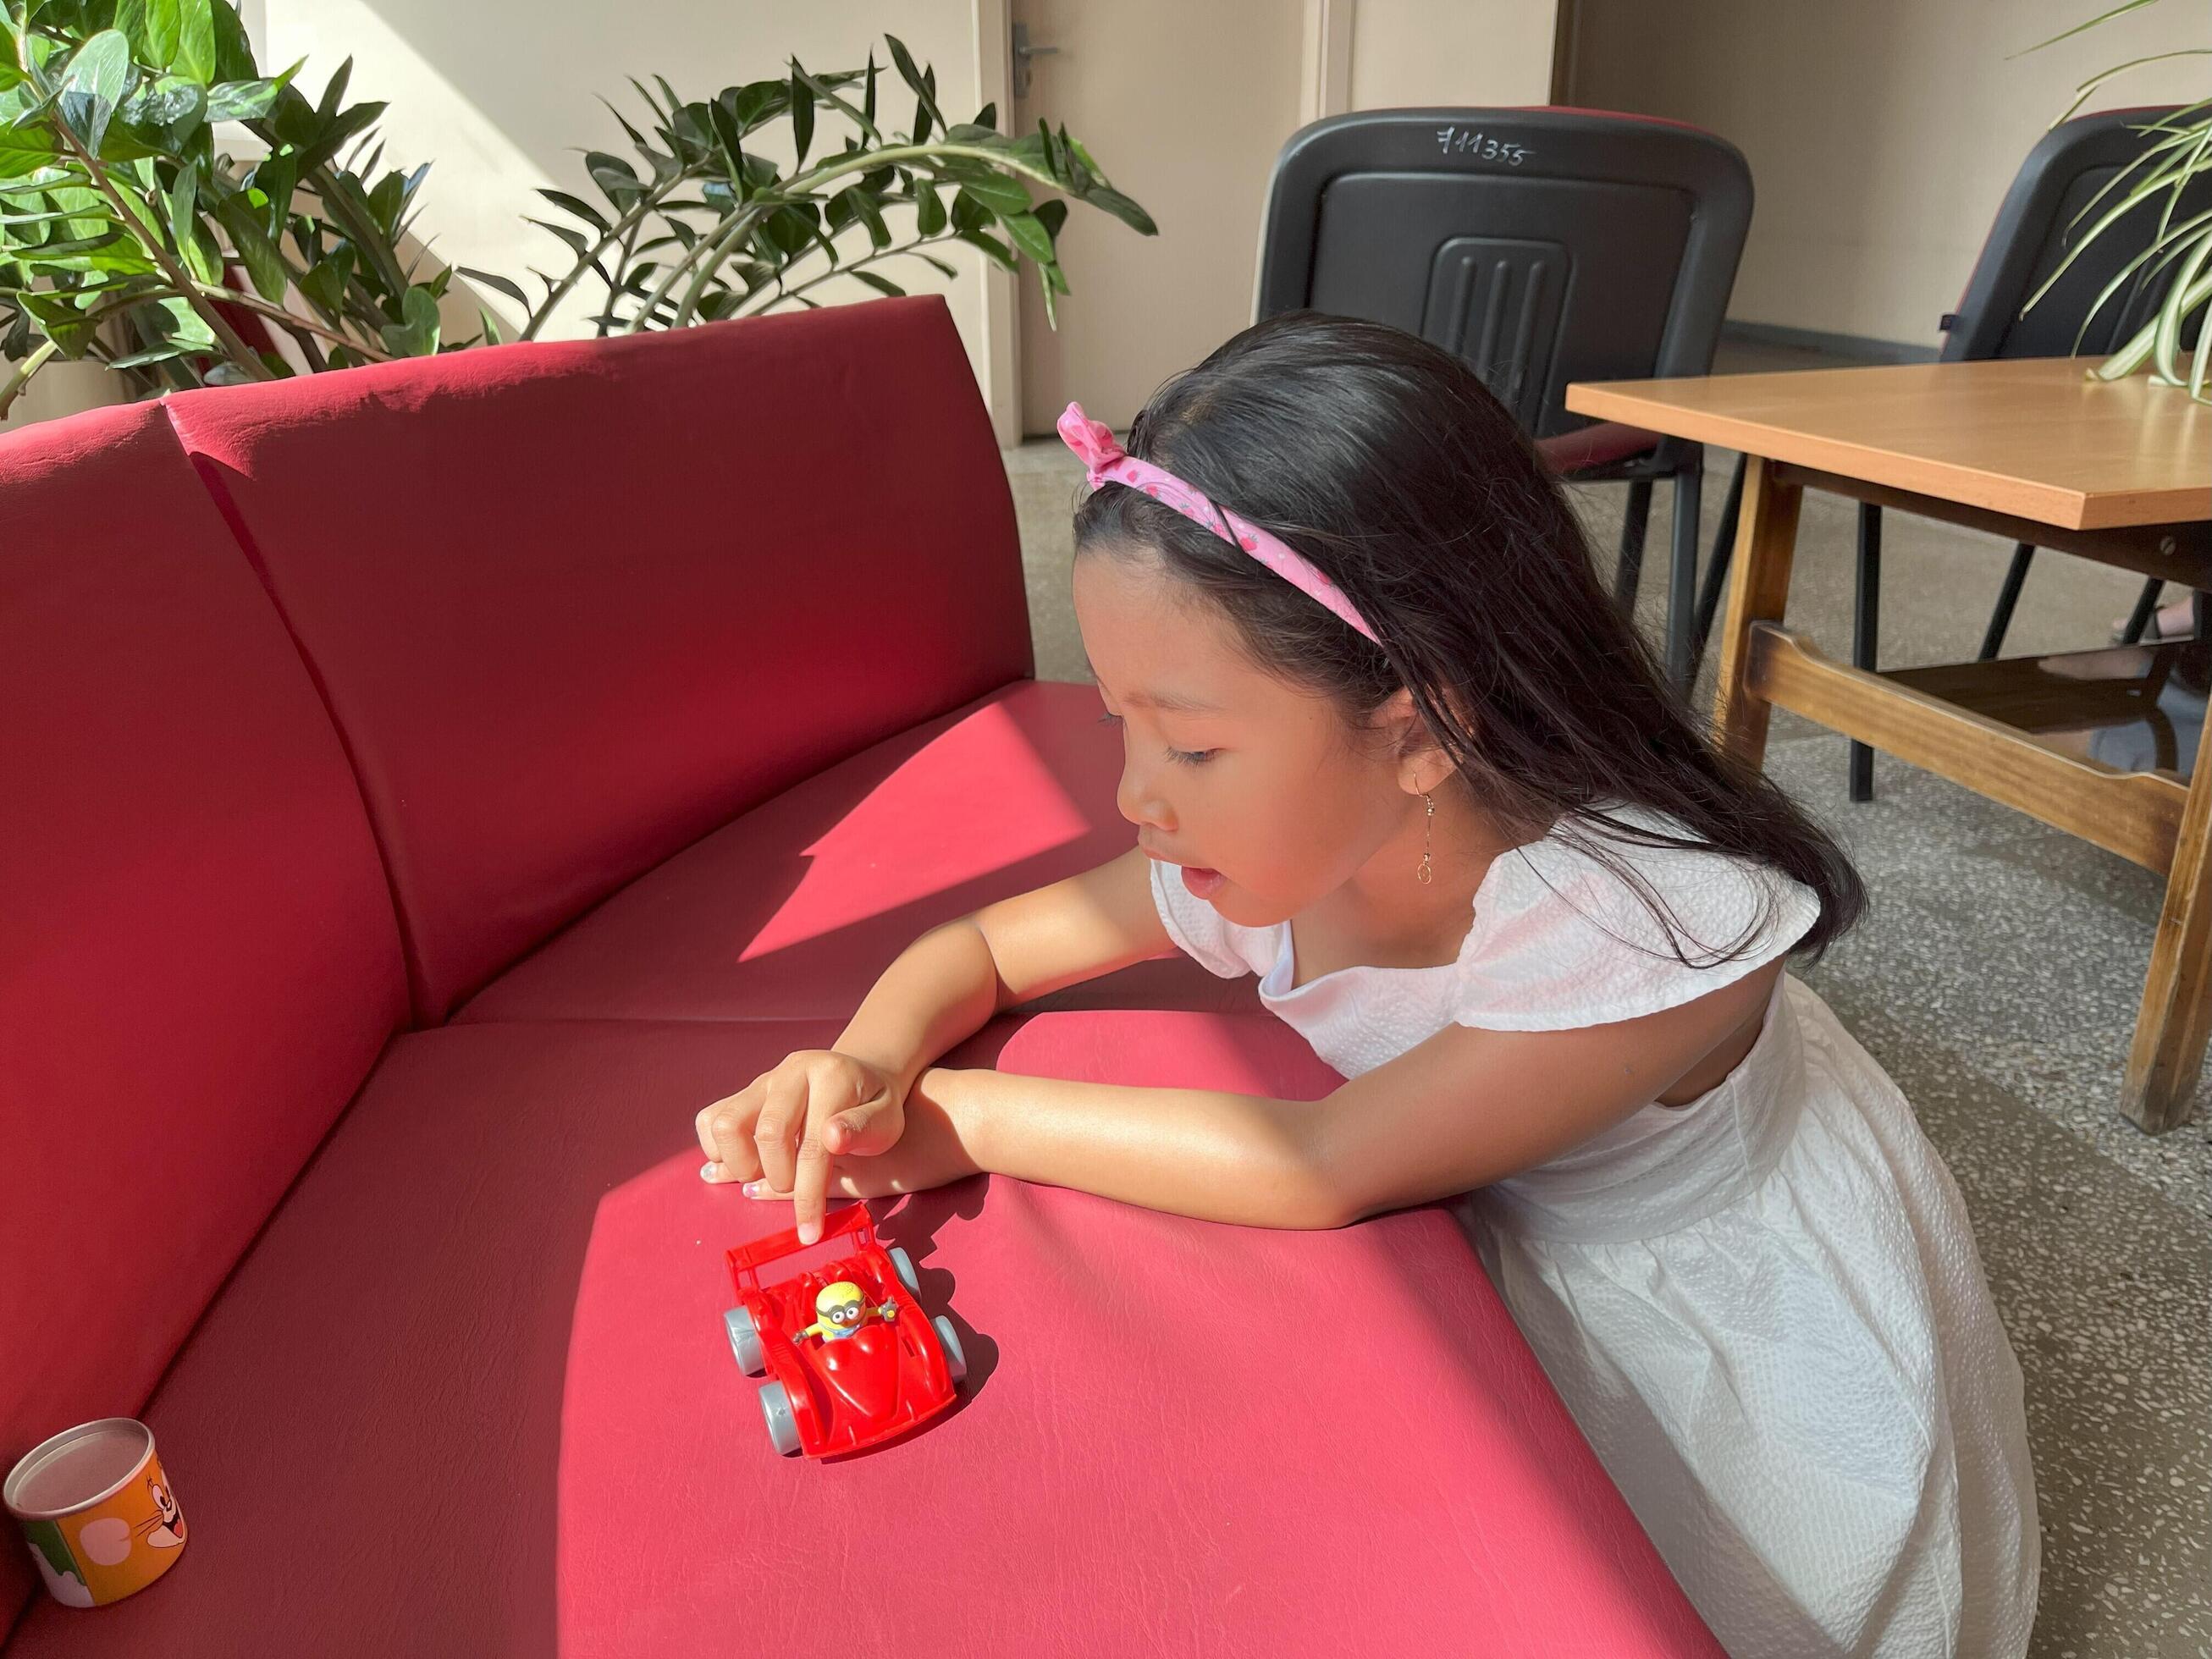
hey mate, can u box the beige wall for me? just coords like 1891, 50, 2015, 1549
1348, 0, 1558, 109
3, 3, 1556, 437
0, 361, 122, 435
259, 3, 998, 378
1565, 0, 2205, 346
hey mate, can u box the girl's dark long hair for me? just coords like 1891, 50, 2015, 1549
1072, 309, 1865, 967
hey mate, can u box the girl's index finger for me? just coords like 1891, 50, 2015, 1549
790, 1100, 838, 1246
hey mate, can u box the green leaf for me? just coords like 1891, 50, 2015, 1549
913, 181, 945, 236
173, 0, 215, 84
317, 55, 351, 121
722, 78, 785, 132
0, 19, 22, 93
2016, 0, 2162, 56
109, 335, 200, 369
378, 281, 439, 356
948, 188, 990, 235
32, 227, 123, 259
583, 149, 640, 207
788, 63, 812, 169
885, 36, 929, 102
1084, 185, 1156, 236
849, 269, 904, 298
851, 188, 888, 250
119, 73, 205, 152
763, 201, 819, 256
57, 30, 131, 157
459, 263, 527, 306
0, 124, 60, 174
206, 74, 284, 121
955, 173, 1029, 216
1001, 209, 1053, 264
185, 217, 222, 283
287, 96, 379, 174
1034, 196, 1067, 240
706, 94, 747, 187
526, 216, 591, 258
164, 152, 196, 248
538, 186, 608, 233
117, 0, 179, 71
298, 251, 345, 316
367, 168, 405, 234
216, 196, 286, 298
210, 0, 257, 82
956, 225, 1015, 270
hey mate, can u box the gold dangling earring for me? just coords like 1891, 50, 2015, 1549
1416, 791, 1435, 885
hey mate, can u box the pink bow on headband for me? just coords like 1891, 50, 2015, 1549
1056, 401, 1379, 645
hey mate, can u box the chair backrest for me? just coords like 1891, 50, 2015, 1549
1255, 107, 1752, 440
1944, 106, 2212, 361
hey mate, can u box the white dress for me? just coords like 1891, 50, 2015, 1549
1149, 809, 2038, 1658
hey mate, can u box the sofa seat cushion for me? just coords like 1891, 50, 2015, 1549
6, 1013, 1716, 1656
459, 679, 1257, 1026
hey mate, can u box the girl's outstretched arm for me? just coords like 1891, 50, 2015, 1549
921, 1066, 1343, 1228
747, 957, 1779, 1230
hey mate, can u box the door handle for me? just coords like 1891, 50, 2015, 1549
1012, 22, 1061, 97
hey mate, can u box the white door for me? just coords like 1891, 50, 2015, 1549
1011, 0, 1309, 434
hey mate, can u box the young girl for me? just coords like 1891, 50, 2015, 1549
694, 311, 2038, 1656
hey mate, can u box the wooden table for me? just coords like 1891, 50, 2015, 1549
1566, 357, 2212, 1133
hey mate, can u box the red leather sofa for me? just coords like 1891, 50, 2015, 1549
1, 296, 1720, 1656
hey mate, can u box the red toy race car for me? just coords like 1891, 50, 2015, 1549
722, 1203, 966, 1458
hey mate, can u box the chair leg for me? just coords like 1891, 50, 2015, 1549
1688, 454, 1746, 686
1614, 479, 1653, 615
1666, 448, 1704, 689
2121, 578, 2165, 645
1849, 503, 1881, 802
1978, 543, 2037, 661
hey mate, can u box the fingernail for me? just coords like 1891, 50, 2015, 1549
701, 1161, 720, 1182
742, 1180, 763, 1198
798, 1221, 820, 1246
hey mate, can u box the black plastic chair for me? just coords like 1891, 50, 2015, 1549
1696, 106, 2212, 801
1255, 107, 1753, 686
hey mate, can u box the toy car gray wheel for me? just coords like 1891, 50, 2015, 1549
758, 1381, 801, 1457
886, 1246, 920, 1295
933, 1315, 968, 1385
724, 1306, 764, 1376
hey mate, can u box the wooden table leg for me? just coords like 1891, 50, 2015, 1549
1711, 455, 1802, 769
2124, 650, 2212, 1133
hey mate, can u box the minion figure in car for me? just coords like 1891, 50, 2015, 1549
799, 1280, 899, 1343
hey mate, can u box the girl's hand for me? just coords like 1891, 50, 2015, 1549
696, 1050, 908, 1243
726, 1069, 985, 1213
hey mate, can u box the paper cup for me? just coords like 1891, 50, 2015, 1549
4, 1419, 187, 1608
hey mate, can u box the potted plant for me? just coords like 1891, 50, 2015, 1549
1, 0, 461, 416
2, 4, 1153, 419
2025, 0, 2210, 400
489, 38, 1154, 340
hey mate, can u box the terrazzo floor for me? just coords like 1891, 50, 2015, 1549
996, 340, 2212, 1656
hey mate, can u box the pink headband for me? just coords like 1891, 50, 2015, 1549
1057, 401, 1378, 644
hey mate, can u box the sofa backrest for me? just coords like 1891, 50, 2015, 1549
0, 404, 411, 1629
163, 296, 1032, 1022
